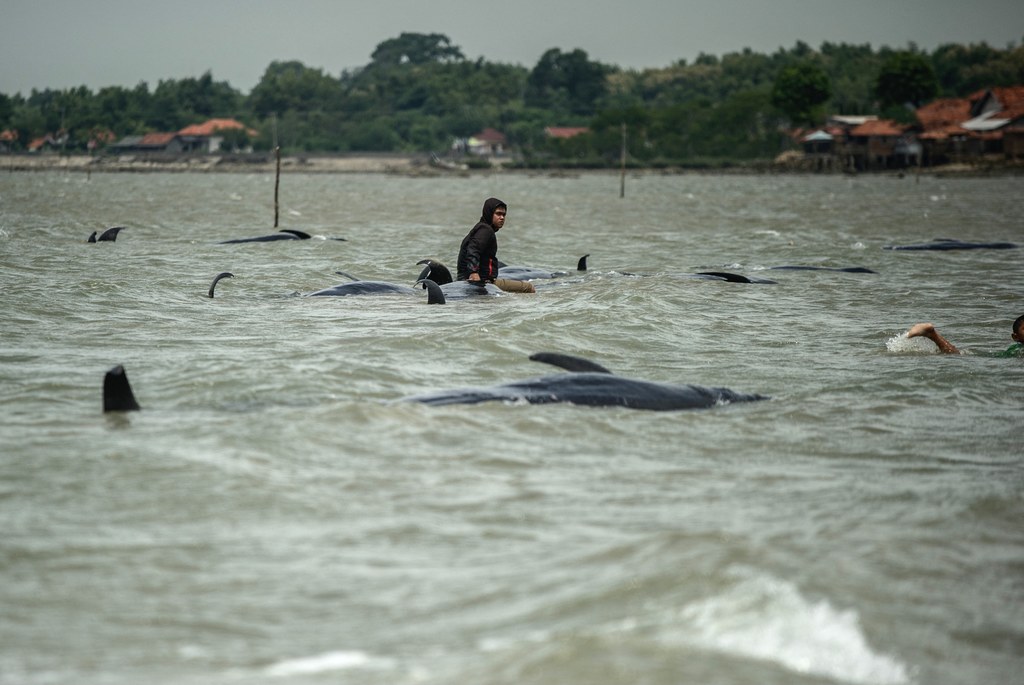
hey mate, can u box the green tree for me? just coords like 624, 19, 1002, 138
526, 48, 609, 116
875, 51, 939, 108
249, 61, 341, 117
770, 61, 831, 126
0, 92, 12, 128
8, 102, 46, 148
369, 32, 464, 66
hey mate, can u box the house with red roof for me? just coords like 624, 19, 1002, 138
843, 119, 915, 170
544, 126, 590, 139
465, 128, 507, 156
914, 86, 1024, 163
176, 118, 258, 153
109, 118, 259, 155
0, 129, 17, 152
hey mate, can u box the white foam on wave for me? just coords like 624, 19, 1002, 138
677, 567, 911, 685
264, 650, 393, 677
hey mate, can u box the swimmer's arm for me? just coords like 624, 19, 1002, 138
907, 323, 960, 354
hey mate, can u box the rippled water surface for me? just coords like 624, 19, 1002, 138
1, 170, 1022, 685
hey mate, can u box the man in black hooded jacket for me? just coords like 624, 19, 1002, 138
457, 197, 535, 293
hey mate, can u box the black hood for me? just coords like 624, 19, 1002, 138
480, 197, 506, 225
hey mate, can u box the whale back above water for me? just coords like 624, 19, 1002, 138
693, 271, 778, 284
219, 229, 312, 244
402, 352, 769, 411
497, 254, 590, 281
310, 272, 445, 303
769, 265, 877, 273
310, 280, 421, 297
883, 238, 1018, 251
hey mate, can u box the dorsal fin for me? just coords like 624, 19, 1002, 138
416, 279, 446, 305
334, 271, 360, 282
696, 271, 754, 283
98, 226, 124, 241
279, 229, 311, 239
528, 352, 613, 374
207, 272, 234, 298
577, 254, 589, 271
103, 365, 141, 412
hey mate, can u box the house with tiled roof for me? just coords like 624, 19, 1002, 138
844, 119, 916, 170
544, 126, 590, 139
177, 118, 258, 153
0, 129, 17, 152
914, 86, 1024, 163
110, 131, 185, 154
109, 118, 258, 155
465, 128, 507, 156
27, 134, 60, 153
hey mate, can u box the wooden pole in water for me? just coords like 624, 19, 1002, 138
273, 145, 281, 228
619, 122, 626, 198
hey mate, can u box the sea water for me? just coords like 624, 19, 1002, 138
0, 170, 1022, 685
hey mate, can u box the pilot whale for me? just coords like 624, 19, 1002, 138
414, 260, 504, 298
497, 254, 590, 281
204, 270, 446, 303
88, 226, 125, 242
310, 274, 446, 303
219, 229, 313, 244
692, 271, 778, 284
883, 238, 1017, 251
769, 265, 877, 273
402, 352, 769, 411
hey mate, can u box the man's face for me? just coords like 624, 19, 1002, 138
491, 207, 506, 230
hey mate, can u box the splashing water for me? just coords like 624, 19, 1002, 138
679, 568, 912, 685
885, 331, 940, 354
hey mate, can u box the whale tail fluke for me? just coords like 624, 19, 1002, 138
529, 352, 614, 374
416, 259, 454, 285
207, 272, 234, 298
103, 365, 141, 412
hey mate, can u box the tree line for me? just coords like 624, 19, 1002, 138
1, 33, 1021, 167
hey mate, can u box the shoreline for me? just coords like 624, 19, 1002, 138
3, 152, 1023, 178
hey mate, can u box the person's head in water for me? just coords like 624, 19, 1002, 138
1012, 315, 1024, 343
481, 197, 507, 231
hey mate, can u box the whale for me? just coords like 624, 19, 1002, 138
218, 229, 335, 244
414, 260, 504, 298
203, 269, 446, 303
692, 271, 778, 284
88, 226, 125, 242
310, 274, 446, 304
883, 238, 1017, 251
768, 265, 877, 273
103, 365, 141, 412
497, 254, 590, 281
401, 352, 769, 411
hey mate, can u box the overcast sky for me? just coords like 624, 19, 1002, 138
2, 0, 1021, 95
